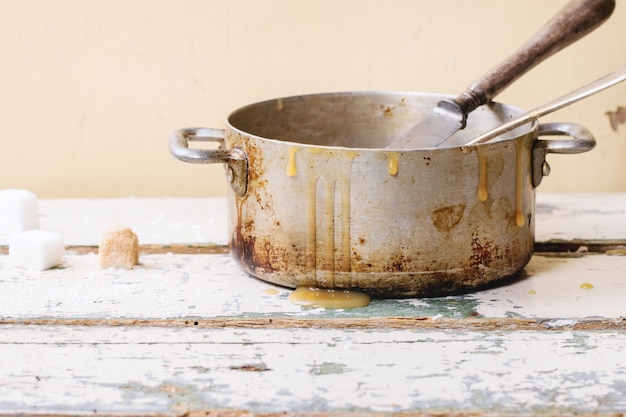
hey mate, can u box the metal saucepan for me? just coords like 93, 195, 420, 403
169, 92, 594, 297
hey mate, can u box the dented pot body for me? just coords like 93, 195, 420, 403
170, 92, 595, 297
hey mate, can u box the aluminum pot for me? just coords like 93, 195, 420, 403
169, 92, 595, 297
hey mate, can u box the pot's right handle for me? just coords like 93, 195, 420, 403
169, 127, 248, 197
532, 122, 596, 187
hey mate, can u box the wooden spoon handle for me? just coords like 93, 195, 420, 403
456, 0, 615, 113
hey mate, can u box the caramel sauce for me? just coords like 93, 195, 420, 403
339, 177, 352, 272
514, 139, 525, 227
298, 148, 357, 287
386, 152, 400, 176
322, 179, 337, 282
288, 287, 371, 309
263, 288, 280, 295
305, 176, 318, 272
474, 141, 524, 226
276, 98, 284, 111
286, 147, 300, 176
580, 282, 594, 290
306, 147, 323, 155
476, 146, 488, 202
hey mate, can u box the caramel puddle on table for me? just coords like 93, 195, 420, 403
288, 287, 371, 309
515, 139, 525, 227
580, 282, 594, 290
386, 152, 400, 176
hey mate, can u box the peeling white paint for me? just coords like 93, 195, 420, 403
1, 252, 626, 320
0, 326, 625, 414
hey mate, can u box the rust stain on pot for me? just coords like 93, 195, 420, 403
431, 204, 465, 233
241, 140, 276, 216
384, 254, 407, 272
469, 232, 504, 270
381, 105, 394, 119
470, 237, 493, 269
241, 141, 264, 189
229, 137, 286, 277
231, 224, 301, 280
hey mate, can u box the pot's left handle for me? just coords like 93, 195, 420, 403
169, 127, 248, 197
532, 122, 596, 187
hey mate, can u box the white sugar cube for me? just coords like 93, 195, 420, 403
0, 189, 39, 235
9, 230, 65, 270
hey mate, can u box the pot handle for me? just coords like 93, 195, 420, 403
169, 127, 248, 197
532, 122, 596, 187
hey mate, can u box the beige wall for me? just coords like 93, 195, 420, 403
1, 0, 625, 197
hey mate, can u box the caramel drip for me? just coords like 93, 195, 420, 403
286, 147, 300, 176
301, 148, 357, 287
386, 152, 400, 176
339, 176, 351, 273
306, 147, 323, 155
306, 176, 318, 272
515, 139, 525, 227
322, 179, 336, 286
276, 98, 284, 111
476, 146, 488, 202
288, 287, 371, 309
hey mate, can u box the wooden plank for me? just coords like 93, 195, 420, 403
1, 252, 625, 321
0, 325, 625, 415
535, 193, 626, 242
0, 243, 229, 256
2, 316, 625, 331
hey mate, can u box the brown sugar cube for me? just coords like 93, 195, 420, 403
99, 226, 139, 269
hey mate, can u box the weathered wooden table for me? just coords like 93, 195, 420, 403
1, 194, 625, 416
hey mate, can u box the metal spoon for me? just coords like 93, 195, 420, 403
461, 65, 626, 149
386, 0, 615, 149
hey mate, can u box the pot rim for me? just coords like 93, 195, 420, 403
225, 90, 537, 152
